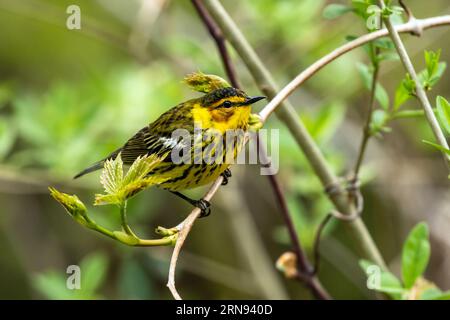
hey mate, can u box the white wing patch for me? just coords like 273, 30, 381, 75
159, 137, 180, 149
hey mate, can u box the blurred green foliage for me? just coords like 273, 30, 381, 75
0, 0, 449, 300
33, 252, 108, 299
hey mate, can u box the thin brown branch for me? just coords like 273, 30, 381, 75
399, 0, 414, 21
257, 138, 310, 273
192, 0, 240, 88
257, 137, 330, 300
312, 214, 333, 276
192, 0, 330, 299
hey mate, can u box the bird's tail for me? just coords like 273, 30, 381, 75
74, 148, 123, 179
73, 161, 105, 179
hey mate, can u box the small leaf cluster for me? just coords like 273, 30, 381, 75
323, 1, 403, 27
395, 50, 447, 108
423, 96, 450, 159
95, 153, 161, 206
367, 50, 446, 137
49, 154, 178, 246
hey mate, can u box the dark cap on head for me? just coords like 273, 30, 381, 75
202, 87, 247, 105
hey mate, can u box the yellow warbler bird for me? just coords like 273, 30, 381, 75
74, 85, 265, 216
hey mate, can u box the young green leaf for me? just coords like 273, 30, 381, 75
436, 96, 450, 135
394, 81, 411, 111
32, 272, 74, 300
420, 62, 447, 90
356, 63, 372, 89
32, 252, 108, 299
248, 113, 263, 131
356, 63, 389, 109
428, 62, 447, 88
376, 83, 389, 110
95, 154, 162, 205
373, 38, 395, 50
351, 0, 373, 20
322, 4, 353, 19
402, 74, 416, 95
359, 260, 404, 299
49, 187, 90, 226
376, 52, 399, 62
100, 154, 124, 195
425, 49, 441, 78
402, 222, 431, 289
420, 50, 446, 90
80, 253, 108, 296
423, 140, 450, 156
370, 109, 390, 135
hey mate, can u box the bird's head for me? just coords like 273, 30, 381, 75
200, 87, 265, 110
193, 87, 265, 130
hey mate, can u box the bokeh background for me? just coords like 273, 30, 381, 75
0, 0, 449, 299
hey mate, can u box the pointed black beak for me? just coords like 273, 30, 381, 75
242, 96, 266, 105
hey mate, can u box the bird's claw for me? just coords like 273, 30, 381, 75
221, 169, 232, 185
195, 199, 211, 218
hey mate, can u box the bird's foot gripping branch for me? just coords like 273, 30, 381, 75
49, 154, 179, 247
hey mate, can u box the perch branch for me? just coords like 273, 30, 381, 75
167, 177, 223, 300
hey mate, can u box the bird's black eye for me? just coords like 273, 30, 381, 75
222, 101, 232, 108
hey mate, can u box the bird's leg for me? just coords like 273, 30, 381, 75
170, 191, 211, 217
220, 168, 232, 185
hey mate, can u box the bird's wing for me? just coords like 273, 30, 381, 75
119, 127, 173, 164
74, 102, 194, 179
120, 103, 194, 165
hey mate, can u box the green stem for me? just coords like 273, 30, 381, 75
354, 46, 380, 178
120, 201, 136, 236
202, 0, 387, 270
88, 223, 117, 240
390, 109, 441, 119
378, 0, 450, 167
136, 237, 177, 247
90, 220, 176, 246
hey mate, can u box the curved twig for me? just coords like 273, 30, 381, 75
259, 15, 450, 122
167, 177, 223, 299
